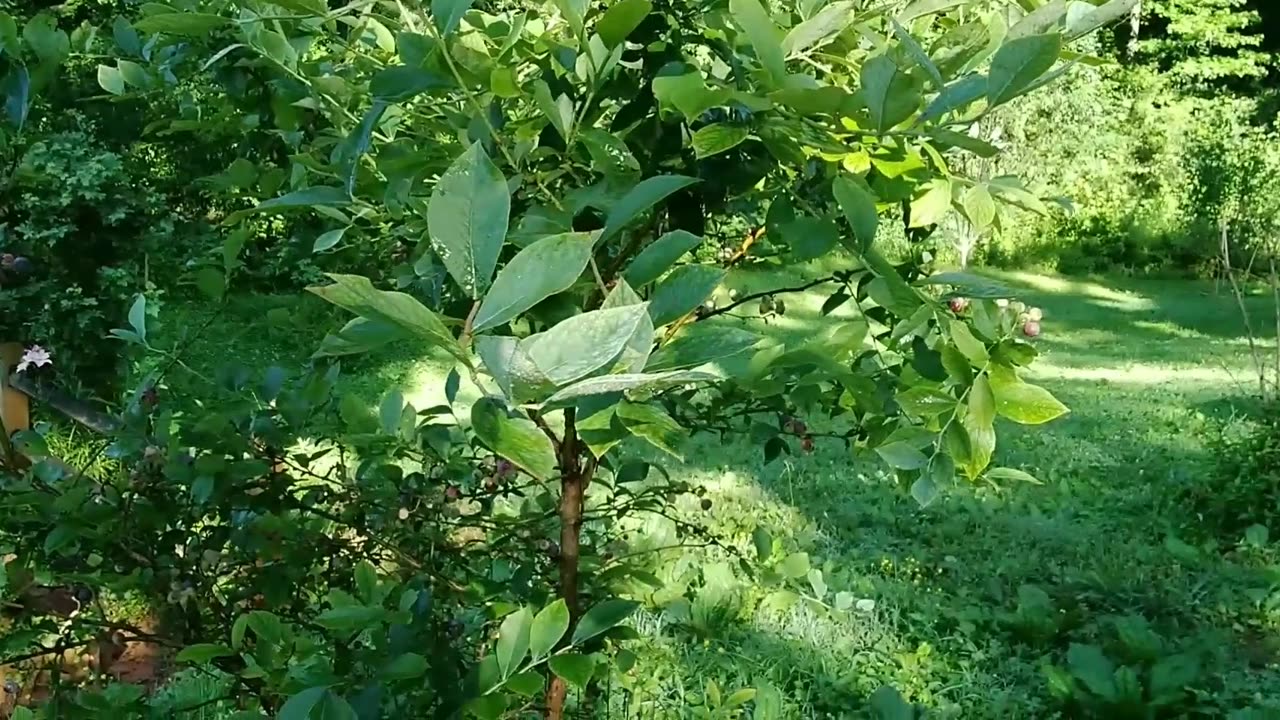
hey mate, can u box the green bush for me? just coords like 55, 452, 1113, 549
1180, 407, 1280, 540
0, 130, 178, 389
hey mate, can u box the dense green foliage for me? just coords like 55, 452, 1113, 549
2, 0, 1278, 718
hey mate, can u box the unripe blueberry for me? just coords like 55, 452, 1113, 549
1010, 301, 1026, 315
1028, 307, 1043, 322
1023, 321, 1041, 338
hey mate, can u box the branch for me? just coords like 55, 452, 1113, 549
698, 275, 840, 321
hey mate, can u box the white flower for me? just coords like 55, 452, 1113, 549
15, 345, 52, 373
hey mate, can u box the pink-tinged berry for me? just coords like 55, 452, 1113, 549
948, 297, 969, 313
1028, 307, 1043, 322
445, 485, 461, 501
801, 436, 814, 453
1023, 321, 1041, 338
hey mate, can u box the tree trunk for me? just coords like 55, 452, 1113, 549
546, 408, 585, 720
1127, 0, 1141, 59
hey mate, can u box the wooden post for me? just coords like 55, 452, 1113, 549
1, 342, 30, 434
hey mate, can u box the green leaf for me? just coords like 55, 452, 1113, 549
1067, 643, 1116, 698
617, 401, 686, 458
652, 73, 730, 122
597, 0, 652, 47
545, 369, 718, 404
279, 687, 327, 720
127, 293, 147, 342
988, 365, 1068, 424
506, 671, 546, 696
875, 442, 929, 470
600, 175, 698, 244
833, 175, 878, 251
623, 230, 703, 287
476, 336, 554, 403
97, 64, 125, 95
313, 227, 347, 253
780, 217, 838, 261
730, 0, 787, 86
175, 643, 235, 664
194, 268, 225, 300
383, 652, 429, 680
431, 0, 474, 36
23, 15, 69, 63
533, 80, 574, 140
692, 123, 750, 158
861, 55, 920, 132
530, 599, 570, 659
780, 552, 810, 578
315, 605, 386, 632
379, 389, 404, 434
572, 599, 638, 645
987, 33, 1062, 106
552, 0, 587, 36
315, 317, 404, 358
471, 398, 557, 481
782, 1, 855, 57
909, 178, 952, 228
525, 304, 651, 386
969, 372, 995, 427
370, 65, 451, 101
496, 607, 532, 677
949, 319, 988, 366
869, 685, 915, 720
891, 19, 943, 89
985, 467, 1042, 485
354, 560, 379, 603
428, 142, 510, 298
473, 233, 594, 332
548, 653, 595, 689
246, 186, 352, 217
752, 526, 772, 561
308, 274, 468, 366
133, 12, 226, 37
862, 248, 922, 317
962, 184, 997, 230
579, 129, 640, 176
896, 387, 956, 416
920, 73, 987, 123
918, 271, 1015, 299
648, 265, 725, 326
117, 60, 148, 88
897, 0, 966, 22
3, 66, 30, 132
646, 325, 759, 372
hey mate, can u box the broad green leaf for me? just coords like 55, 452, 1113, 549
308, 274, 467, 365
313, 227, 347, 252
988, 365, 1068, 424
652, 73, 730, 122
428, 142, 510, 298
616, 401, 686, 458
909, 179, 952, 228
383, 653, 429, 679
692, 123, 749, 159
603, 279, 645, 309
279, 687, 327, 720
962, 184, 997, 230
869, 686, 915, 720
920, 74, 987, 123
780, 552, 809, 578
465, 694, 507, 720
496, 607, 532, 677
525, 305, 651, 386
533, 81, 574, 140
3, 66, 30, 132
476, 336, 554, 403
896, 387, 957, 416
506, 671, 545, 696
833, 175, 878, 251
891, 20, 943, 89
314, 317, 404, 358
572, 599, 639, 645
472, 233, 594, 332
969, 372, 995, 427
600, 175, 698, 244
98, 64, 125, 95
730, 0, 787, 86
989, 174, 1050, 215
432, 0, 474, 36
898, 0, 966, 22
133, 12, 226, 37
552, 0, 588, 35
986, 467, 1042, 484
379, 389, 404, 434
175, 643, 235, 664
597, 0, 652, 47
949, 319, 988, 366
530, 599, 570, 659
0, 13, 19, 57
471, 398, 558, 480
987, 34, 1062, 106
862, 248, 922, 317
648, 265, 725, 326
780, 216, 838, 261
1067, 644, 1116, 698
117, 60, 149, 89
23, 15, 69, 63
1009, 0, 1068, 39
370, 65, 451, 101
646, 325, 759, 371
545, 369, 719, 404
861, 55, 920, 132
315, 605, 386, 632
782, 1, 855, 57
579, 129, 640, 176
548, 653, 594, 689
875, 442, 929, 470
246, 186, 352, 217
623, 230, 703, 287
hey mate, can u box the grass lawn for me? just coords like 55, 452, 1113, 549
149, 268, 1280, 717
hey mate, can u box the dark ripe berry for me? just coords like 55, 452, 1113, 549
484, 478, 498, 492
801, 436, 814, 453
445, 485, 461, 500
4, 680, 17, 694
700, 498, 713, 511
75, 586, 94, 603
495, 459, 515, 478
785, 417, 807, 435
11, 257, 33, 275
1022, 321, 1042, 338
948, 297, 969, 313
142, 386, 159, 407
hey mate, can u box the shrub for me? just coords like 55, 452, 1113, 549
1180, 407, 1280, 539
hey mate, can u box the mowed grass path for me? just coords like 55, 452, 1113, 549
161, 270, 1280, 717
